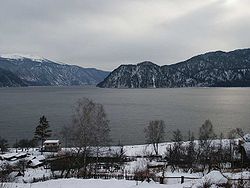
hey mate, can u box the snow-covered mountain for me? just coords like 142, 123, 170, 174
0, 54, 47, 62
97, 48, 250, 88
0, 67, 27, 87
0, 54, 109, 87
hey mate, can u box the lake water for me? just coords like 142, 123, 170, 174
0, 86, 250, 145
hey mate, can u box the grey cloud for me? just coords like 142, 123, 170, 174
0, 0, 250, 71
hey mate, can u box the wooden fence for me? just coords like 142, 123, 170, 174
30, 174, 200, 184
30, 173, 250, 185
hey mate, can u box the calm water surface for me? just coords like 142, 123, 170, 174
0, 86, 249, 145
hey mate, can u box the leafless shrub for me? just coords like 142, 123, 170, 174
198, 178, 212, 188
134, 168, 155, 182
144, 120, 165, 156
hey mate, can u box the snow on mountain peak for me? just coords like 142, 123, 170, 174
0, 54, 47, 62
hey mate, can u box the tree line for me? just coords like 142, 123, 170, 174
144, 119, 249, 173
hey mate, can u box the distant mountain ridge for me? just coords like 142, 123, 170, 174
97, 48, 250, 88
0, 54, 109, 87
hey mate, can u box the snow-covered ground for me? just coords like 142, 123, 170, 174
1, 138, 249, 188
2, 178, 172, 188
3, 170, 249, 188
0, 175, 225, 188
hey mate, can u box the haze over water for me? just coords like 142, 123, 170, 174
0, 86, 249, 145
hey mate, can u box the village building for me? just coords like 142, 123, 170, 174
0, 153, 18, 161
43, 140, 61, 152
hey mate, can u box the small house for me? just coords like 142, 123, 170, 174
0, 153, 17, 161
43, 140, 61, 152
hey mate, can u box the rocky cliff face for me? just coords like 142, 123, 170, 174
97, 49, 250, 88
0, 55, 109, 87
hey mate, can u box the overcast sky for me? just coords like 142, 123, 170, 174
0, 0, 250, 71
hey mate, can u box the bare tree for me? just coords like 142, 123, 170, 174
144, 120, 165, 155
60, 125, 72, 148
185, 132, 196, 172
170, 129, 184, 170
67, 98, 110, 177
227, 128, 244, 169
0, 137, 8, 154
0, 163, 12, 183
172, 129, 183, 144
228, 128, 245, 141
15, 159, 28, 176
199, 119, 216, 147
198, 119, 217, 173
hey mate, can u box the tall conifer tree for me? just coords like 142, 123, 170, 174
34, 115, 52, 152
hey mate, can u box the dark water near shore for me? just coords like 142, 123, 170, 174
0, 86, 250, 145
